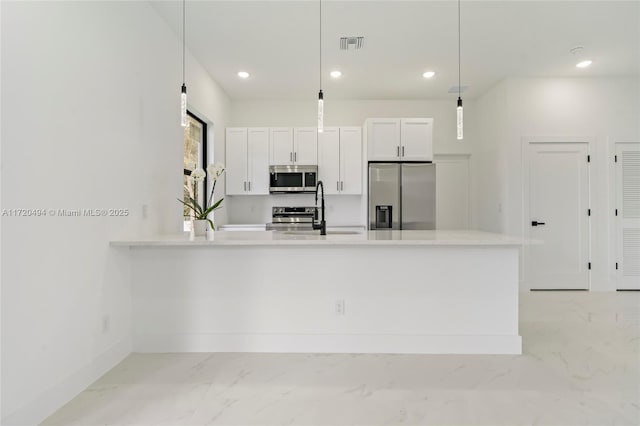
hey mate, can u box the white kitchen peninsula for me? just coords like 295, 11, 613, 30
112, 230, 522, 355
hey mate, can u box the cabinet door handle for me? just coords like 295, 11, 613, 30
294, 152, 297, 162
248, 181, 251, 192
402, 146, 405, 157
337, 181, 340, 191
397, 146, 400, 157
341, 181, 344, 191
290, 152, 293, 162
243, 181, 246, 191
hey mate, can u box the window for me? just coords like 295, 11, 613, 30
183, 112, 208, 231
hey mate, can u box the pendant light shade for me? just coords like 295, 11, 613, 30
456, 0, 463, 140
318, 90, 324, 133
457, 97, 463, 140
181, 84, 187, 127
180, 0, 187, 127
317, 0, 324, 134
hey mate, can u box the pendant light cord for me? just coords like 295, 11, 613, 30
182, 0, 186, 85
319, 0, 322, 90
457, 0, 461, 97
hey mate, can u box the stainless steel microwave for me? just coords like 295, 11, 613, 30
269, 165, 318, 193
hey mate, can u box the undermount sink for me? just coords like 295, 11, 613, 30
326, 230, 363, 235
279, 230, 363, 236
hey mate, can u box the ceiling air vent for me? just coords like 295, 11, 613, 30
340, 36, 364, 50
448, 85, 469, 93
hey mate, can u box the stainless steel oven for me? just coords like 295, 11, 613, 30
265, 206, 317, 231
269, 165, 317, 193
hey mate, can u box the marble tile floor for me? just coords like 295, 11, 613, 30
43, 291, 640, 426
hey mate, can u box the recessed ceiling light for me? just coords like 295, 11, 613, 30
576, 60, 592, 68
237, 71, 250, 79
330, 70, 342, 78
422, 71, 436, 79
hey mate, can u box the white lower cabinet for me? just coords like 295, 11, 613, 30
225, 128, 269, 195
318, 127, 362, 195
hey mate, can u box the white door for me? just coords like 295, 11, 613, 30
615, 143, 640, 290
247, 128, 269, 195
269, 127, 293, 165
401, 118, 433, 161
318, 128, 340, 195
526, 142, 590, 290
293, 127, 318, 165
339, 127, 362, 195
225, 128, 248, 195
434, 155, 469, 229
367, 119, 400, 161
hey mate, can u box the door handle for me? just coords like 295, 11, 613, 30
341, 181, 344, 191
294, 152, 297, 162
248, 181, 251, 192
397, 146, 400, 157
244, 181, 246, 191
531, 221, 546, 226
402, 146, 405, 157
337, 181, 339, 191
290, 152, 293, 162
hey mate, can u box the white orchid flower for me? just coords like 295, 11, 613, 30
191, 168, 206, 182
207, 163, 226, 180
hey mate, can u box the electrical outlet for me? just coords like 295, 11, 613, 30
101, 315, 110, 333
335, 299, 346, 316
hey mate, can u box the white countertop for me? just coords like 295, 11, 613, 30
111, 230, 524, 247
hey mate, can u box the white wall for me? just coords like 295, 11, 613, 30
0, 2, 230, 424
472, 80, 509, 232
226, 99, 474, 225
473, 77, 640, 291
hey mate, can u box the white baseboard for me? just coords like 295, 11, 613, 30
134, 333, 522, 355
1, 337, 131, 426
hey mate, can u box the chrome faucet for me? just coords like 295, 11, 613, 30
312, 181, 326, 236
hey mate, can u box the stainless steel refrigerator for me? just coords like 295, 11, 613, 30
368, 162, 436, 230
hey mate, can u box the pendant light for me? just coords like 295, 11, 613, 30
317, 0, 324, 133
456, 0, 463, 140
180, 0, 187, 127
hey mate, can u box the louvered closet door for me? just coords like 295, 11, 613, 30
616, 143, 640, 290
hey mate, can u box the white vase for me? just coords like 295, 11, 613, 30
193, 220, 208, 237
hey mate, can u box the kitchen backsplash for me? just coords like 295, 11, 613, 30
225, 194, 366, 226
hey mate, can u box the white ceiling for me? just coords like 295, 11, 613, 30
151, 1, 640, 100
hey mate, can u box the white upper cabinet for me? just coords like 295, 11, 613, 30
246, 128, 269, 194
226, 127, 269, 195
339, 127, 362, 194
368, 119, 401, 161
269, 127, 318, 165
225, 128, 248, 195
318, 127, 362, 195
293, 127, 318, 165
367, 118, 433, 161
318, 128, 341, 195
269, 127, 293, 165
400, 118, 433, 161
